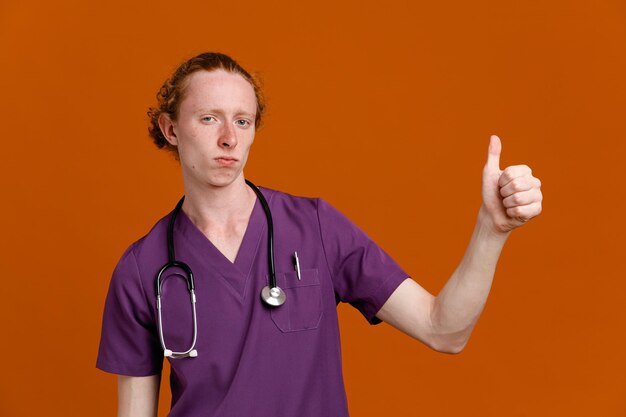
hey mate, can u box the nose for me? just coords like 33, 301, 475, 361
219, 122, 237, 149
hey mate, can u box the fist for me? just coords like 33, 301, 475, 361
481, 135, 543, 234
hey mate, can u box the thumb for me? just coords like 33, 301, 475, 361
486, 134, 502, 172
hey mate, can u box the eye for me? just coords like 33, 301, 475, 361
201, 116, 217, 123
235, 119, 251, 128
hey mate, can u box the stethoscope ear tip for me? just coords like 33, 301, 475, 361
164, 349, 173, 357
189, 350, 198, 357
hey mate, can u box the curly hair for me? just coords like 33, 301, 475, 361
147, 52, 266, 159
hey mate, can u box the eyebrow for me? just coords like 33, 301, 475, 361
193, 108, 256, 118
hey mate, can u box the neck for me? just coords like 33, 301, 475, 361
180, 174, 256, 229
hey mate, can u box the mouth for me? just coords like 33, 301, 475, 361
215, 156, 238, 166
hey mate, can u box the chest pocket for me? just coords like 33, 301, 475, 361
270, 268, 322, 332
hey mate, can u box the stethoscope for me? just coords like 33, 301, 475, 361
155, 179, 285, 359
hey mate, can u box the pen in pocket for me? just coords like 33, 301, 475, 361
293, 252, 302, 280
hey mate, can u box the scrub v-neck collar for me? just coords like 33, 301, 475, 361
173, 187, 270, 301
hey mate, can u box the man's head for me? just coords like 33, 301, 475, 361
148, 52, 265, 160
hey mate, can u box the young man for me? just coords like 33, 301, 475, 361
97, 52, 543, 417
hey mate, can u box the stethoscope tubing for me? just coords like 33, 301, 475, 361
245, 179, 277, 289
155, 180, 282, 359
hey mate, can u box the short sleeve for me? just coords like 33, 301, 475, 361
96, 245, 163, 376
316, 199, 409, 325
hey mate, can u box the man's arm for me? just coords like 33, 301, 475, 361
118, 374, 161, 417
376, 208, 509, 353
376, 135, 542, 353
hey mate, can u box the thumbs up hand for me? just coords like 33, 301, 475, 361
481, 135, 543, 234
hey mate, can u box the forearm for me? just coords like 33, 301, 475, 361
118, 374, 161, 417
430, 205, 510, 352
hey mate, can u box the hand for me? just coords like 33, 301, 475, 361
481, 135, 543, 234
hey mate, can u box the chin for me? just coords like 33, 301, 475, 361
205, 173, 243, 188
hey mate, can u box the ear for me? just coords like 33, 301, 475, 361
158, 113, 179, 146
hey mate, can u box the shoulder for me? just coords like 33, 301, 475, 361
257, 184, 349, 226
257, 185, 322, 213
129, 214, 169, 255
113, 211, 172, 278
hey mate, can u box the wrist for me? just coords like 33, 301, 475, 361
477, 205, 513, 240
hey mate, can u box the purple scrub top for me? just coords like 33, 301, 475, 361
97, 187, 408, 417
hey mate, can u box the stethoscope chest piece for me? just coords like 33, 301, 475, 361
261, 285, 286, 307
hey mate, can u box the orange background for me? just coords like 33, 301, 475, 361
1, 0, 625, 415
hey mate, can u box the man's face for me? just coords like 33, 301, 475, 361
166, 69, 258, 189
